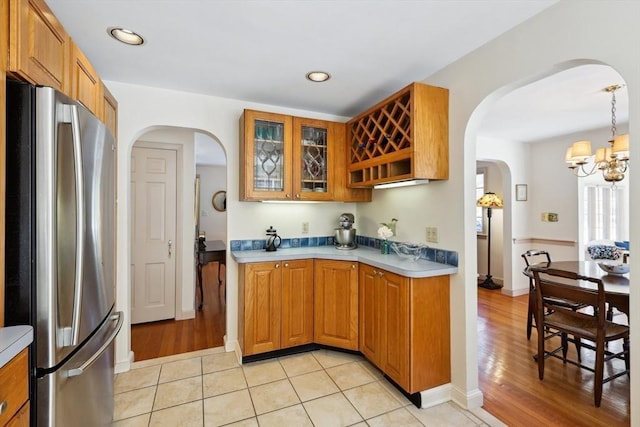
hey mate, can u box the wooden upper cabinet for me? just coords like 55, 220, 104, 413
9, 0, 69, 92
240, 109, 369, 202
101, 82, 118, 139
347, 82, 449, 187
69, 39, 102, 117
292, 117, 334, 201
240, 110, 293, 201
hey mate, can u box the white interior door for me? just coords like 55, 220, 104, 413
131, 146, 177, 324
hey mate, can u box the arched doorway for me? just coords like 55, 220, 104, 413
128, 126, 228, 361
470, 63, 630, 423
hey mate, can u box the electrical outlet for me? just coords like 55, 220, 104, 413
425, 227, 439, 243
302, 222, 309, 234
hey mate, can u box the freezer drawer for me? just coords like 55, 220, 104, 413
36, 311, 122, 427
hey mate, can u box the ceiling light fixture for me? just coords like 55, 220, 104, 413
565, 84, 629, 186
305, 71, 331, 82
107, 27, 145, 45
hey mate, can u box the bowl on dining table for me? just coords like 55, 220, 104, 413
597, 261, 630, 275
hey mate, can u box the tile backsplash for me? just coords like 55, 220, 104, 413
230, 235, 458, 267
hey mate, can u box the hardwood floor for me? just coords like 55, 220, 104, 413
478, 287, 630, 426
131, 262, 226, 361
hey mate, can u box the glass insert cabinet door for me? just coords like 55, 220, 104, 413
241, 110, 293, 200
254, 119, 285, 191
300, 125, 327, 192
293, 117, 333, 200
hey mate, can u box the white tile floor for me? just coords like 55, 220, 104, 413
113, 348, 503, 427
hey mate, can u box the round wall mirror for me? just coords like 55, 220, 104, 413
212, 190, 226, 212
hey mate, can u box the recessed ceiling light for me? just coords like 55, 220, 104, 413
306, 71, 331, 82
107, 27, 145, 46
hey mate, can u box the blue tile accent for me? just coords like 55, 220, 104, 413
446, 250, 458, 267
230, 235, 458, 267
424, 248, 435, 261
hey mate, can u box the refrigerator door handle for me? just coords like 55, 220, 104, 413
67, 311, 123, 378
62, 104, 86, 347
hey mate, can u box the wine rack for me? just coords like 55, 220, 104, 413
347, 82, 449, 187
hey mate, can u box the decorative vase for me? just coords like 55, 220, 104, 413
381, 240, 390, 254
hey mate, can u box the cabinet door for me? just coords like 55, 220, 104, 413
314, 260, 358, 350
9, 0, 69, 91
101, 83, 118, 140
281, 259, 314, 348
292, 117, 333, 201
69, 39, 102, 117
359, 264, 383, 364
242, 262, 282, 355
379, 269, 410, 389
240, 110, 293, 200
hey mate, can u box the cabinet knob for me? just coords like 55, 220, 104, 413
275, 263, 280, 269
0, 400, 7, 415
295, 194, 300, 199
286, 194, 291, 199
284, 263, 289, 268
377, 271, 385, 277
351, 264, 356, 269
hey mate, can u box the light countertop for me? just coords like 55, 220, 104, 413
231, 246, 458, 278
0, 325, 33, 368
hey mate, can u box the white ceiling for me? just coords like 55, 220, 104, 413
45, 0, 628, 159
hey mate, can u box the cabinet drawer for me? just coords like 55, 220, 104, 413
0, 348, 29, 426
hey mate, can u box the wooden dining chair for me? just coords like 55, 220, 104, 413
531, 267, 630, 407
521, 250, 586, 342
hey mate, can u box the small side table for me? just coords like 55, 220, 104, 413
196, 240, 226, 310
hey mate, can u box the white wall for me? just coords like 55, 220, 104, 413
425, 0, 639, 417
197, 165, 227, 242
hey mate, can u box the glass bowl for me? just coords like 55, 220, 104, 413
597, 261, 629, 275
389, 242, 427, 262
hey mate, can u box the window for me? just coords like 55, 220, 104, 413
476, 171, 485, 233
582, 184, 627, 242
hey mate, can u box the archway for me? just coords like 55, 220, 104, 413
468, 62, 630, 422
127, 125, 227, 361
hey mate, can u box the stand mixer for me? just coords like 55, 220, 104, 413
334, 213, 357, 250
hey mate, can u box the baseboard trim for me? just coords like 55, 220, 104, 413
450, 385, 484, 409
115, 350, 134, 374
419, 383, 452, 408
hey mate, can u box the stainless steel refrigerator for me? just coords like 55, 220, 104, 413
4, 79, 123, 426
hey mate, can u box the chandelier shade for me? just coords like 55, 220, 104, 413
565, 84, 629, 184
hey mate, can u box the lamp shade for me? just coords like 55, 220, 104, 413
570, 140, 592, 162
612, 134, 629, 160
477, 192, 503, 208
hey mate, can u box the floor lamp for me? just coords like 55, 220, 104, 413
477, 192, 503, 290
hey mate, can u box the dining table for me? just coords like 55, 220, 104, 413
527, 260, 630, 317
196, 239, 226, 310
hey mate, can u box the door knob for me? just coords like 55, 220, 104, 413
168, 240, 172, 257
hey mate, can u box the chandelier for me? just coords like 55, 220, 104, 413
565, 84, 629, 183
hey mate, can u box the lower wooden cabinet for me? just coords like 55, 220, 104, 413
238, 259, 313, 356
359, 263, 450, 393
313, 259, 359, 350
0, 348, 29, 426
